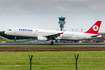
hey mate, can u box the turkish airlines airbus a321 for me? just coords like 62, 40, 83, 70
5, 21, 102, 45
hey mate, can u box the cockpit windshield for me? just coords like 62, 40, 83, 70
8, 29, 11, 31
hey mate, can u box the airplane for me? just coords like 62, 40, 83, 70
5, 21, 102, 45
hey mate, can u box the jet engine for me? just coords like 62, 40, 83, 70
37, 36, 48, 41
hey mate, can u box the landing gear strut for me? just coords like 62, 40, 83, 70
14, 36, 16, 41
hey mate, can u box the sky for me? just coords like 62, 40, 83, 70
0, 0, 105, 32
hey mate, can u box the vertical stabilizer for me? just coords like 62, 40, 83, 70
85, 21, 102, 34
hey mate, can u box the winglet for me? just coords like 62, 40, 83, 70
85, 21, 102, 34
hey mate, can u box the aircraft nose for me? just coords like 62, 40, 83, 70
4, 31, 7, 34
4, 31, 8, 35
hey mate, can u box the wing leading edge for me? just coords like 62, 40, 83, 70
45, 33, 61, 40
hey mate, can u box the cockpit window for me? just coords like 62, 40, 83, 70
9, 29, 11, 31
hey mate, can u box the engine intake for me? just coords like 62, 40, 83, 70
37, 36, 48, 41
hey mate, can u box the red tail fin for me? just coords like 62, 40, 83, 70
85, 21, 102, 34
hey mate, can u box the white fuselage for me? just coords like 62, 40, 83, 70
5, 28, 101, 41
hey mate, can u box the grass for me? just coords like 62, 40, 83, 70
0, 36, 9, 41
0, 51, 105, 70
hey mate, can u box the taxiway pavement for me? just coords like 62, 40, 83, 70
0, 44, 105, 47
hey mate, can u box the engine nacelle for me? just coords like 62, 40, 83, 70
37, 36, 48, 41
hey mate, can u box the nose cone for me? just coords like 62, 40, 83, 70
4, 31, 7, 34
4, 31, 8, 35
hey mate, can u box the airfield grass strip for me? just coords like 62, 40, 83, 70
0, 51, 105, 70
0, 46, 105, 51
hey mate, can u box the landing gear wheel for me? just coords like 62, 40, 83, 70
51, 41, 54, 45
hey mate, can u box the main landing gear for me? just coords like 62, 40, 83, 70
50, 40, 54, 45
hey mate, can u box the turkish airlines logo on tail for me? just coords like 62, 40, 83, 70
93, 25, 99, 31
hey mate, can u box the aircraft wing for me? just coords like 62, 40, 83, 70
45, 33, 61, 40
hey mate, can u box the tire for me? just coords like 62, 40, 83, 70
51, 41, 54, 45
